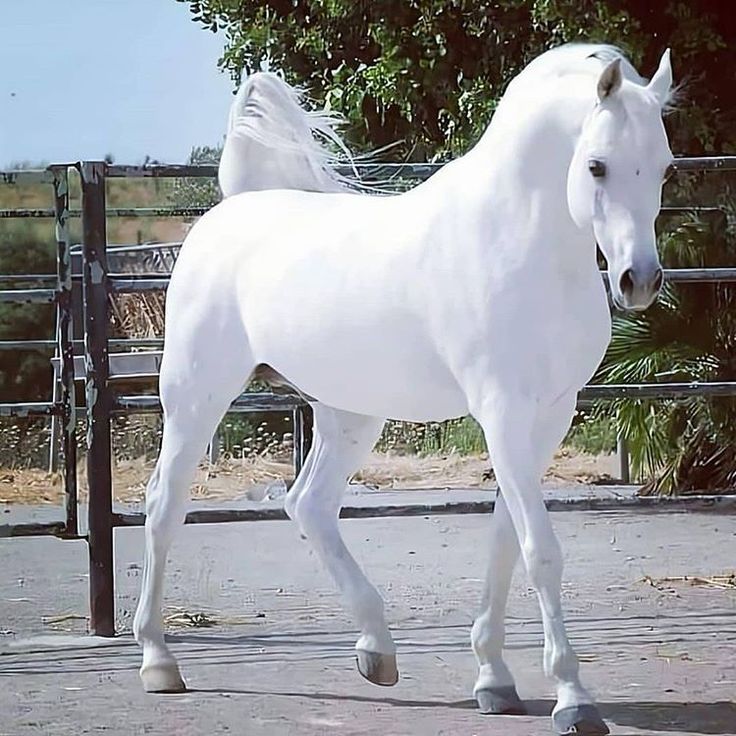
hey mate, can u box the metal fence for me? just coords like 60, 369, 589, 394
1, 157, 735, 636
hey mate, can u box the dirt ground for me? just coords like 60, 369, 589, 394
0, 448, 619, 506
1, 507, 735, 735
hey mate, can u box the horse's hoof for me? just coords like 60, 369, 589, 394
476, 685, 526, 715
552, 704, 609, 735
356, 650, 399, 686
140, 663, 186, 693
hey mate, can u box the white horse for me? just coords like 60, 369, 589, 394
134, 44, 673, 735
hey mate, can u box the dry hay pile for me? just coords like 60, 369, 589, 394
110, 290, 165, 340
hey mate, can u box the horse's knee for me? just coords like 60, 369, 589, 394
144, 475, 188, 533
521, 535, 563, 592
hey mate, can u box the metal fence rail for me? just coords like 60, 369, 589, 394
1, 155, 735, 636
1, 164, 78, 541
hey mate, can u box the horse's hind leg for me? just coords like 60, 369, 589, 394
133, 340, 253, 693
286, 405, 394, 685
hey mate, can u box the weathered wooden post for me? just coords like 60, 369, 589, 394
52, 165, 78, 536
80, 161, 115, 636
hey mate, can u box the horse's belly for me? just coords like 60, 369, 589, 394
311, 371, 468, 423
258, 326, 468, 422
244, 284, 467, 421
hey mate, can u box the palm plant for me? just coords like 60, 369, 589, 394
589, 191, 736, 494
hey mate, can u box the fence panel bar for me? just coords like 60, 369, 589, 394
53, 167, 78, 536
580, 382, 736, 399
670, 156, 736, 171
0, 274, 55, 283
0, 401, 59, 417
0, 289, 56, 303
663, 268, 736, 283
0, 521, 69, 539
109, 278, 171, 293
0, 339, 57, 351
113, 392, 304, 414
0, 169, 56, 185
0, 208, 55, 218
106, 163, 219, 178
80, 161, 115, 637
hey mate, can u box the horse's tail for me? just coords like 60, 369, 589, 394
218, 72, 361, 197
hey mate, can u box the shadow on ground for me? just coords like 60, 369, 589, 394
187, 687, 736, 736
3, 629, 735, 735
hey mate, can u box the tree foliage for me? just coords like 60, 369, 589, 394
179, 0, 735, 159
0, 222, 55, 402
589, 200, 736, 494
179, 0, 736, 493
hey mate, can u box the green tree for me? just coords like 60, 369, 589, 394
179, 0, 735, 158
180, 0, 736, 492
169, 145, 222, 209
0, 221, 55, 402
588, 200, 736, 494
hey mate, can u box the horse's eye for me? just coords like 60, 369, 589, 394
588, 159, 607, 178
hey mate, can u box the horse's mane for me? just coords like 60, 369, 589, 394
218, 45, 672, 200
505, 43, 677, 113
529, 43, 646, 85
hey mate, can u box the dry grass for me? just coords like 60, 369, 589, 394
0, 448, 616, 506
0, 468, 61, 505
641, 573, 736, 592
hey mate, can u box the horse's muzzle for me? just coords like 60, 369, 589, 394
616, 263, 664, 311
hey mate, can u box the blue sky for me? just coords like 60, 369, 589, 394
0, 0, 235, 167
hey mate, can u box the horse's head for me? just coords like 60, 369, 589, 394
567, 50, 674, 311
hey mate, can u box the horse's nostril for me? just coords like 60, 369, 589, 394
619, 268, 634, 296
653, 268, 664, 292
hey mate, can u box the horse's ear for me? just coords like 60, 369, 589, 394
647, 48, 672, 108
597, 58, 623, 101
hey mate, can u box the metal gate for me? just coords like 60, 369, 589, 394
1, 157, 736, 637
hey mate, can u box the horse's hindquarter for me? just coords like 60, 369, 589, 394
193, 189, 469, 421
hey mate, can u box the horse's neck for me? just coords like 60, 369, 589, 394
444, 77, 596, 272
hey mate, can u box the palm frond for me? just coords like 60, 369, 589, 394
591, 199, 736, 494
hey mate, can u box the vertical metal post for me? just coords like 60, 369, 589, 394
52, 166, 78, 536
80, 161, 115, 636
617, 435, 631, 484
208, 426, 221, 465
302, 404, 313, 467
292, 405, 313, 475
48, 308, 60, 474
292, 408, 304, 475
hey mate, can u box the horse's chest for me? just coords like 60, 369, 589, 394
468, 276, 612, 397
539, 289, 612, 391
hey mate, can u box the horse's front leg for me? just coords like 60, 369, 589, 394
470, 388, 609, 736
471, 490, 525, 714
